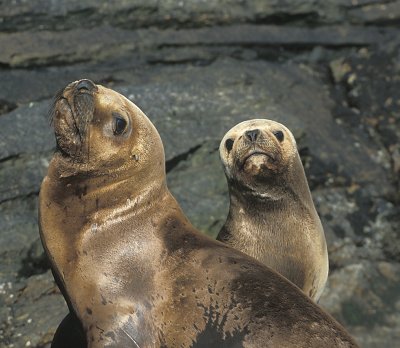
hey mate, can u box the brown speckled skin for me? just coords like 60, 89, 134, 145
40, 81, 358, 348
217, 120, 329, 302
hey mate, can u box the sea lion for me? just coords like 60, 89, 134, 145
40, 80, 357, 347
217, 119, 328, 301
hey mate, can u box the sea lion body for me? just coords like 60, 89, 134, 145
40, 81, 356, 347
217, 119, 328, 301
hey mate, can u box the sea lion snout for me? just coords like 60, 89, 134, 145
51, 79, 97, 159
76, 79, 97, 93
244, 129, 260, 142
235, 128, 282, 177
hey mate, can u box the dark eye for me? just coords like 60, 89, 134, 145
273, 130, 284, 142
225, 138, 234, 152
113, 113, 127, 135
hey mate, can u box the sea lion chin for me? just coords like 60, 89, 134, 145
40, 84, 356, 348
241, 151, 278, 175
218, 119, 329, 301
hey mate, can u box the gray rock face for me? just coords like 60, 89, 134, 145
1, 0, 400, 32
0, 1, 399, 347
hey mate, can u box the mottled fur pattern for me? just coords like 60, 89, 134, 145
40, 83, 356, 348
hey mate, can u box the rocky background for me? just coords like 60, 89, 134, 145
0, 1, 399, 347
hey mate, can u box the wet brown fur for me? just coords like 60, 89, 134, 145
217, 120, 329, 301
40, 82, 357, 347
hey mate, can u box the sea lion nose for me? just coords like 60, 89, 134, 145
76, 79, 96, 92
245, 129, 260, 142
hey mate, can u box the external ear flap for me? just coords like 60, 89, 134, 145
225, 138, 234, 153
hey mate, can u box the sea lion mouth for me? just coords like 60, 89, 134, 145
241, 150, 277, 169
239, 148, 280, 175
243, 151, 276, 165
50, 80, 97, 159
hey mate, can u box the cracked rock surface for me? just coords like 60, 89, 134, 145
0, 1, 399, 347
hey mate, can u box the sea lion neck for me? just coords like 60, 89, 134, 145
228, 185, 286, 214
228, 175, 289, 205
45, 152, 167, 217
39, 154, 171, 319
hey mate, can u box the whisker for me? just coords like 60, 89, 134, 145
86, 123, 90, 176
48, 87, 64, 126
121, 327, 141, 348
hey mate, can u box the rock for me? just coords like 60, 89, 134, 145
390, 144, 400, 178
379, 206, 400, 263
1, 0, 399, 32
167, 140, 228, 237
0, 99, 16, 116
0, 1, 399, 347
0, 25, 398, 68
320, 261, 400, 347
329, 58, 353, 84
348, 1, 400, 25
0, 102, 54, 160
0, 59, 151, 104
0, 271, 66, 348
0, 153, 51, 203
328, 46, 400, 195
19, 238, 50, 278
0, 26, 140, 68
0, 197, 41, 284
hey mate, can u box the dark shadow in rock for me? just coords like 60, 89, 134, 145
166, 144, 203, 173
381, 208, 400, 262
332, 225, 346, 239
18, 238, 50, 278
341, 264, 400, 328
167, 140, 228, 238
346, 190, 377, 237
341, 299, 383, 328
0, 99, 17, 115
299, 146, 351, 191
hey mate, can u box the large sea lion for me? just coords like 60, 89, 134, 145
217, 119, 328, 301
40, 80, 357, 347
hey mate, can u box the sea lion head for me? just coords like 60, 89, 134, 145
220, 119, 298, 199
49, 79, 164, 179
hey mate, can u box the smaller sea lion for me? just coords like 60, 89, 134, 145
217, 119, 328, 301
